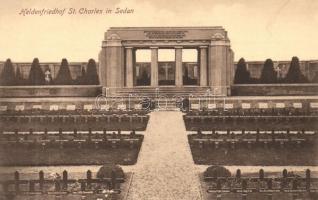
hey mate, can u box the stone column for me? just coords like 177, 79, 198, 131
227, 49, 235, 86
125, 47, 134, 87
101, 33, 125, 88
208, 33, 231, 96
98, 47, 107, 87
175, 46, 183, 87
150, 47, 158, 87
132, 49, 137, 86
199, 46, 208, 86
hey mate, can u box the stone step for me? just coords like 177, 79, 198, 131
107, 86, 212, 97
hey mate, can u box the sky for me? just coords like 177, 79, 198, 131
0, 0, 317, 62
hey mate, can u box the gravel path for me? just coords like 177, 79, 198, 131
126, 111, 201, 200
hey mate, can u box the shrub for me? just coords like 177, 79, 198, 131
0, 59, 16, 85
260, 59, 277, 83
85, 59, 99, 85
96, 164, 125, 180
234, 58, 251, 84
54, 58, 73, 85
28, 58, 45, 85
204, 165, 231, 178
285, 56, 308, 83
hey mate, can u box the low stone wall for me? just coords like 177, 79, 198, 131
187, 96, 318, 110
0, 85, 102, 97
231, 84, 318, 96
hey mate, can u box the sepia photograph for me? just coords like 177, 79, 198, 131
0, 0, 318, 199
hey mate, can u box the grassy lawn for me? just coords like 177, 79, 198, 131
0, 172, 133, 200
188, 135, 318, 166
184, 116, 318, 131
0, 117, 148, 132
199, 173, 318, 200
0, 135, 143, 166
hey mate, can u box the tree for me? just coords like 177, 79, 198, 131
260, 59, 277, 83
285, 56, 308, 83
85, 59, 99, 85
234, 58, 251, 84
28, 58, 45, 85
54, 58, 73, 85
0, 59, 16, 85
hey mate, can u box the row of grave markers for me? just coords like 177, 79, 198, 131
193, 130, 315, 135
206, 169, 318, 197
2, 102, 318, 112
0, 104, 143, 112
190, 102, 318, 110
1, 170, 122, 194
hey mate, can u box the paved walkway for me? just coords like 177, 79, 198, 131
126, 111, 202, 200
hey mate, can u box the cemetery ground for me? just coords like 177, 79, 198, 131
0, 113, 149, 131
188, 133, 318, 166
0, 112, 149, 166
199, 168, 318, 200
185, 113, 318, 166
0, 167, 134, 200
0, 111, 203, 200
0, 140, 142, 166
1, 111, 318, 199
183, 115, 318, 131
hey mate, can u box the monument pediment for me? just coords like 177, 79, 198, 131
107, 33, 121, 40
211, 33, 225, 40
105, 27, 228, 42
144, 30, 188, 39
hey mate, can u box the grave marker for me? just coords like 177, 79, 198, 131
0, 105, 7, 111
310, 102, 318, 108
293, 102, 302, 108
134, 104, 142, 110
118, 104, 127, 110
224, 104, 234, 109
258, 103, 268, 109
275, 103, 285, 108
32, 105, 42, 110
84, 104, 93, 111
191, 103, 200, 110
15, 105, 24, 111
208, 103, 216, 109
66, 105, 76, 111
241, 103, 251, 109
100, 104, 110, 111
50, 105, 59, 111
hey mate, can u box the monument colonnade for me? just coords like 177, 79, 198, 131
99, 27, 234, 96
124, 45, 210, 87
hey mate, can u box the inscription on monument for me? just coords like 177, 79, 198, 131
144, 31, 188, 39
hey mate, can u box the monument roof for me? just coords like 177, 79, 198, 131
108, 26, 224, 30
104, 26, 228, 42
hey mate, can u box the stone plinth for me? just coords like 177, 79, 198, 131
0, 85, 102, 98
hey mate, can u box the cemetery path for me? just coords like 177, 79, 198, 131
126, 111, 202, 200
